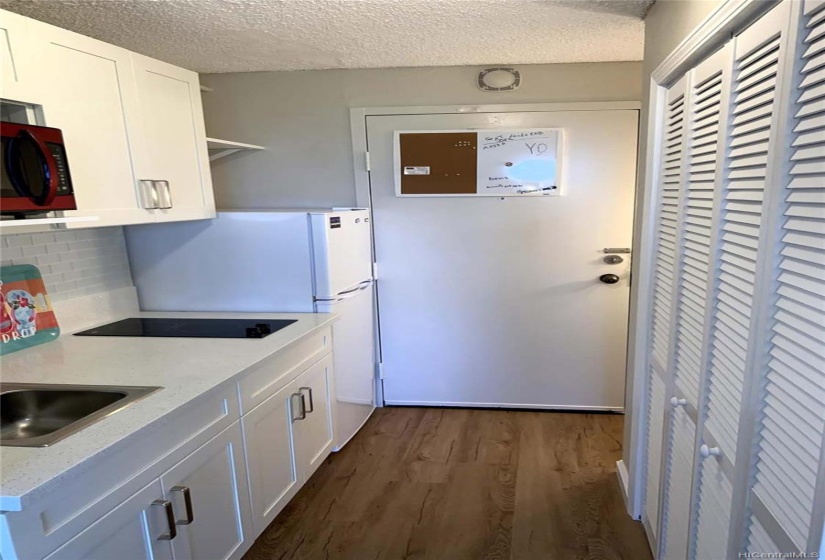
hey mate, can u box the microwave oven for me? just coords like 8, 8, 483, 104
1, 122, 77, 216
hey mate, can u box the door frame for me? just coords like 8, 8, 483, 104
618, 0, 781, 531
349, 101, 641, 408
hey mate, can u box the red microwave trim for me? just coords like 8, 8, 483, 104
1, 122, 66, 143
1, 122, 77, 215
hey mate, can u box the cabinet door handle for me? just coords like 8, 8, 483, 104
171, 486, 194, 525
299, 386, 314, 413
700, 444, 721, 458
670, 397, 687, 407
290, 392, 307, 421
140, 180, 159, 209
152, 499, 177, 541
155, 180, 173, 209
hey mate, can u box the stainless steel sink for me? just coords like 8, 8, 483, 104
0, 383, 161, 447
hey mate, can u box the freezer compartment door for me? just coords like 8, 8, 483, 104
315, 284, 376, 450
310, 209, 373, 298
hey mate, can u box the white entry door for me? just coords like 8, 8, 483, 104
366, 109, 639, 409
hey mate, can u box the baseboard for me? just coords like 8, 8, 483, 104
384, 400, 624, 412
616, 459, 632, 512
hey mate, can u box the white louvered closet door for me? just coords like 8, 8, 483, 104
740, 0, 825, 554
644, 76, 688, 548
684, 41, 740, 560
654, 72, 704, 560
640, 1, 825, 558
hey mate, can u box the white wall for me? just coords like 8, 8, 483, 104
200, 62, 643, 209
1, 228, 133, 303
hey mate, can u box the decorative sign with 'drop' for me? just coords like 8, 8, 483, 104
396, 129, 562, 197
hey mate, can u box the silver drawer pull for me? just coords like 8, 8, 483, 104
299, 386, 314, 413
290, 392, 307, 421
152, 499, 177, 541
140, 180, 159, 209
171, 486, 194, 525
155, 180, 173, 209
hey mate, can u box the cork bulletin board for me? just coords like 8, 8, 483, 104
394, 129, 563, 197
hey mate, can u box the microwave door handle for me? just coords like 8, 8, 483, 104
7, 130, 59, 206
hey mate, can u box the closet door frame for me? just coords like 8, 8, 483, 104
624, 0, 780, 525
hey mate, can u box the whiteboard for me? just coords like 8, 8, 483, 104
394, 128, 564, 197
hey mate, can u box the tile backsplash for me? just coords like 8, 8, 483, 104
0, 228, 133, 303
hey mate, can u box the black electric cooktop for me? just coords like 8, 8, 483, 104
74, 318, 297, 339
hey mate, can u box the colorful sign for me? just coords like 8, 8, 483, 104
0, 265, 60, 355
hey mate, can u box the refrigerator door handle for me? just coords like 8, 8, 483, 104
315, 280, 373, 302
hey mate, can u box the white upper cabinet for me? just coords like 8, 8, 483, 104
28, 21, 153, 227
0, 9, 216, 227
130, 54, 215, 222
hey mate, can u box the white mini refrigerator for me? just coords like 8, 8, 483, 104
125, 209, 376, 450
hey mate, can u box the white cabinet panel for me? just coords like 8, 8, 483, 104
0, 10, 40, 104
31, 22, 152, 226
45, 480, 172, 560
293, 354, 335, 480
242, 382, 300, 535
161, 422, 251, 560
131, 54, 214, 222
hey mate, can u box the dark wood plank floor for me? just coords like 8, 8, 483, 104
243, 407, 652, 560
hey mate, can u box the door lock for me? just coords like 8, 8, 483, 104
603, 255, 624, 265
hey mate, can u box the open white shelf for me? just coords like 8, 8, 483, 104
206, 137, 265, 162
0, 215, 100, 232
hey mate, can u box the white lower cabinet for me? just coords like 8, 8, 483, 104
46, 423, 250, 560
12, 331, 335, 560
161, 422, 251, 560
292, 355, 335, 480
242, 381, 301, 535
44, 480, 172, 560
243, 354, 335, 534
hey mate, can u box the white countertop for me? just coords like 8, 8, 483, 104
0, 311, 337, 511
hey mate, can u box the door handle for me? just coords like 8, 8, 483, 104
290, 392, 307, 421
299, 386, 314, 413
670, 397, 687, 407
700, 444, 721, 458
599, 274, 620, 284
151, 499, 177, 541
171, 486, 194, 525
603, 248, 631, 254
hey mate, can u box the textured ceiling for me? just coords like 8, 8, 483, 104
1, 0, 654, 73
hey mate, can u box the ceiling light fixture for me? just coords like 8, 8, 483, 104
477, 67, 521, 92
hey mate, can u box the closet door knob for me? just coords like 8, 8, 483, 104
670, 397, 687, 407
700, 444, 721, 458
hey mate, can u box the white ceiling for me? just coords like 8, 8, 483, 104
1, 0, 653, 73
